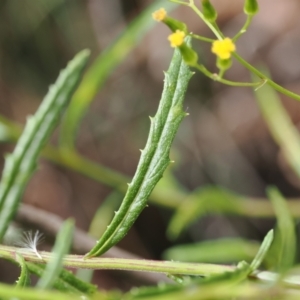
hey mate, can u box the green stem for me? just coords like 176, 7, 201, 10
233, 53, 300, 101
188, 3, 222, 40
189, 33, 214, 43
211, 21, 225, 39
194, 63, 261, 87
232, 15, 253, 42
218, 69, 225, 79
1, 245, 300, 290
170, 0, 189, 6
43, 147, 129, 193
181, 0, 300, 101
0, 245, 233, 276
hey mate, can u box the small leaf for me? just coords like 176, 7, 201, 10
267, 187, 296, 273
167, 186, 242, 239
199, 260, 250, 285
15, 253, 30, 287
0, 50, 90, 241
37, 219, 74, 289
163, 238, 262, 264
27, 263, 97, 295
254, 72, 300, 180
249, 229, 274, 273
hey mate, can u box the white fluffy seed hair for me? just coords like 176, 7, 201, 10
15, 230, 44, 259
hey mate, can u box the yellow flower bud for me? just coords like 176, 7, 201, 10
152, 8, 167, 22
168, 30, 186, 48
211, 38, 236, 60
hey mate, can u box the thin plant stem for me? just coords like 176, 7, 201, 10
0, 244, 234, 276
194, 63, 262, 87
211, 21, 225, 39
1, 245, 300, 289
218, 69, 225, 79
171, 0, 300, 101
188, 2, 223, 40
169, 0, 189, 6
233, 15, 253, 42
233, 53, 300, 101
189, 33, 214, 43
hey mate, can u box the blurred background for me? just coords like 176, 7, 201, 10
1, 0, 300, 291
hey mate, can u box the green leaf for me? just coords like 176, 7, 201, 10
198, 260, 250, 285
167, 186, 242, 239
27, 263, 96, 295
163, 238, 262, 264
37, 219, 74, 289
249, 229, 274, 273
85, 42, 193, 257
254, 72, 300, 180
60, 0, 178, 149
127, 284, 180, 299
267, 187, 296, 273
0, 281, 92, 300
126, 262, 251, 300
15, 253, 31, 287
0, 50, 90, 241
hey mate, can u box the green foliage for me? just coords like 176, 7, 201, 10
254, 72, 300, 179
15, 253, 31, 287
0, 50, 90, 240
0, 0, 300, 299
164, 238, 263, 264
267, 188, 296, 273
27, 263, 97, 295
167, 186, 242, 239
37, 219, 74, 289
85, 42, 193, 257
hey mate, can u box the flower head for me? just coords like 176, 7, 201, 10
152, 8, 167, 22
168, 30, 186, 48
211, 38, 236, 60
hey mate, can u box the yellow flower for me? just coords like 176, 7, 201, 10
168, 30, 186, 48
211, 38, 236, 59
152, 8, 167, 22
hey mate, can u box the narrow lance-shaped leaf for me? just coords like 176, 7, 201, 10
0, 282, 84, 300
163, 238, 262, 263
27, 263, 97, 295
37, 219, 74, 289
254, 72, 300, 180
167, 186, 243, 240
0, 50, 90, 240
267, 187, 296, 273
249, 229, 274, 273
86, 42, 193, 257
